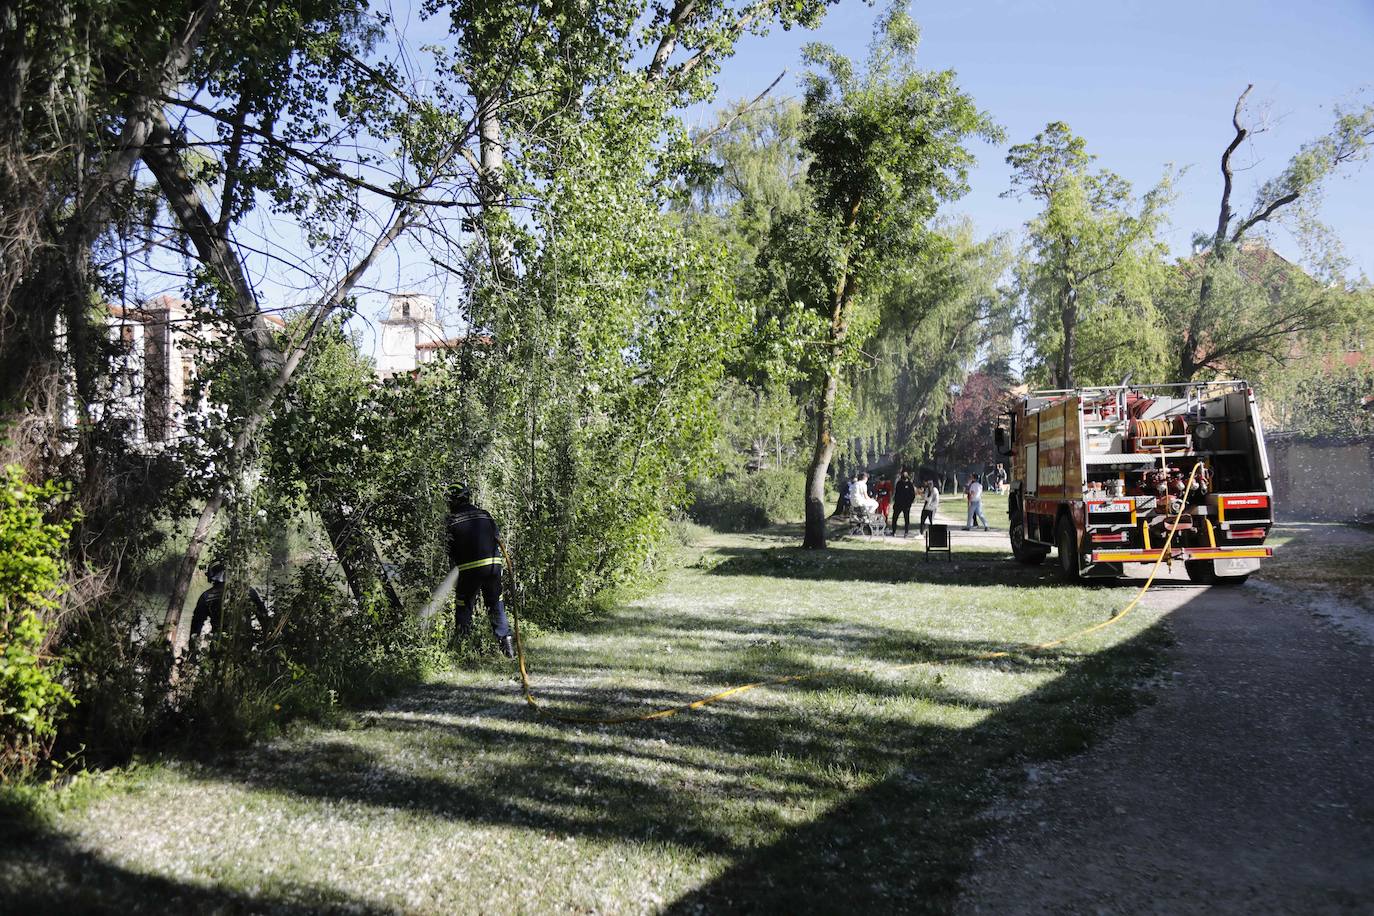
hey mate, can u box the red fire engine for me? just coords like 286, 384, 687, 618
994, 381, 1275, 584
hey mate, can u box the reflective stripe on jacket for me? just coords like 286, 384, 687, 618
447, 506, 502, 572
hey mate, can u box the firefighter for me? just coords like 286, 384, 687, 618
187, 560, 271, 652
445, 484, 515, 658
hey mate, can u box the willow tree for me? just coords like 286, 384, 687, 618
770, 4, 998, 549
855, 222, 1016, 468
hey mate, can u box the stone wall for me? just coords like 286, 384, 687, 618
1267, 435, 1374, 522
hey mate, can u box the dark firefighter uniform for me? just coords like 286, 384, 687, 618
188, 562, 271, 654
446, 491, 514, 658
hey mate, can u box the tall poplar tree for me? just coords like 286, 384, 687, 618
767, 3, 998, 549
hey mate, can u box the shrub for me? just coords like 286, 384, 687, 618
686, 467, 802, 531
0, 466, 75, 781
173, 559, 441, 752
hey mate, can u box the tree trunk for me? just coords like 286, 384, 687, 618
1177, 315, 1201, 381
317, 497, 402, 610
1181, 86, 1251, 381
165, 491, 224, 648
803, 367, 839, 548
475, 92, 516, 282
1060, 287, 1077, 387
802, 210, 861, 549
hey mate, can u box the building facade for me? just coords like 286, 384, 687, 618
376, 292, 449, 377
104, 295, 285, 447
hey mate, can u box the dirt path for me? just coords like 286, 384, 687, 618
958, 526, 1374, 914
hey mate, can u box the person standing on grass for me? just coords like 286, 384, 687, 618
964, 474, 989, 531
446, 484, 515, 659
919, 480, 939, 535
875, 475, 894, 530
892, 469, 917, 537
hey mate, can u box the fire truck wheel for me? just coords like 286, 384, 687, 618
1184, 560, 1215, 584
1055, 517, 1081, 580
1010, 516, 1047, 564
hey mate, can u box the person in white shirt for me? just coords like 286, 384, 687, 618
964, 474, 989, 530
919, 480, 939, 535
851, 472, 878, 513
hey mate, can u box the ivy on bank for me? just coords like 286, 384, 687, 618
0, 466, 75, 782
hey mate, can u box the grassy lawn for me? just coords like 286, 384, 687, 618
978, 493, 1012, 531
4, 526, 1171, 915
928, 491, 1011, 532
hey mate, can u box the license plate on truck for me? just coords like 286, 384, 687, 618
1216, 557, 1261, 576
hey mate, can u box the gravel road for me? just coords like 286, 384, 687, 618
958, 528, 1374, 914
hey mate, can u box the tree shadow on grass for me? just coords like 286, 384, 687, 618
2, 620, 1168, 914
0, 828, 397, 915
189, 625, 1159, 904
6, 529, 1174, 913
523, 606, 1093, 686
663, 623, 1170, 914
702, 542, 1074, 588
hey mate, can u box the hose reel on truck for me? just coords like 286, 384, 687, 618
995, 381, 1276, 585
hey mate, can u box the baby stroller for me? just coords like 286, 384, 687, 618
847, 501, 888, 537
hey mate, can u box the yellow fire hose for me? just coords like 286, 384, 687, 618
493, 465, 1201, 727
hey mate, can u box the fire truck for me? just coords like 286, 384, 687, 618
993, 381, 1275, 584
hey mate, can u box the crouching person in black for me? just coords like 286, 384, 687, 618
446, 485, 515, 659
187, 560, 271, 660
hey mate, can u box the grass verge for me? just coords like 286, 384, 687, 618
3, 525, 1171, 914
1260, 522, 1374, 606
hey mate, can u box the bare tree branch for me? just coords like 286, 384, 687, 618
1230, 189, 1301, 241
159, 95, 484, 209
216, 94, 252, 236
693, 70, 786, 147
1214, 83, 1253, 247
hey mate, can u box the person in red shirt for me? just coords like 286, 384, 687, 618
874, 475, 894, 530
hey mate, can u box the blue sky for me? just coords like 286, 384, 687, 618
695, 0, 1374, 276
296, 0, 1372, 351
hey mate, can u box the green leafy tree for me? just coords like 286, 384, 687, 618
1165, 86, 1374, 380
1274, 363, 1374, 440
688, 99, 810, 288
1256, 285, 1374, 432
1006, 122, 1173, 387
707, 377, 805, 471
0, 0, 848, 761
686, 100, 814, 478
855, 222, 1015, 467
767, 5, 999, 547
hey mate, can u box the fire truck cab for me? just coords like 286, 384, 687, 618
994, 381, 1275, 584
